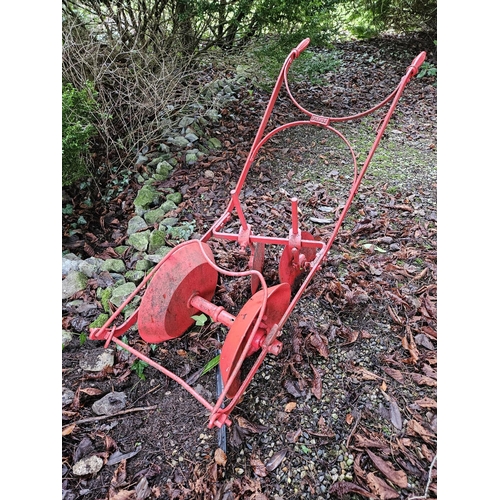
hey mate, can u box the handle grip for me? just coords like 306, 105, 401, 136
294, 38, 310, 57
408, 51, 427, 76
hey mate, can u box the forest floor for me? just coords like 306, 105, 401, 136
62, 32, 437, 500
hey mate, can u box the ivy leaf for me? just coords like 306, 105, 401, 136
191, 313, 208, 326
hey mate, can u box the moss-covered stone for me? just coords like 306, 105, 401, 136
149, 229, 167, 253
100, 259, 126, 273
125, 270, 145, 284
166, 222, 195, 242
208, 137, 222, 149
89, 313, 109, 329
160, 200, 177, 213
110, 282, 137, 307
127, 215, 148, 235
133, 185, 161, 210
135, 259, 154, 272
166, 192, 182, 205
114, 245, 129, 256
144, 208, 165, 225
62, 271, 88, 300
156, 160, 173, 178
127, 231, 151, 252
101, 287, 113, 314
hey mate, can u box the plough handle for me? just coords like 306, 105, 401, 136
293, 38, 310, 57
408, 51, 427, 76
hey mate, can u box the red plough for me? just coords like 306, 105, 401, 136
89, 39, 426, 430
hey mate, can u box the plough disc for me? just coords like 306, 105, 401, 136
278, 231, 317, 289
220, 283, 291, 399
137, 241, 218, 343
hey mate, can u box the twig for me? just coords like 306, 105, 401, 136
408, 454, 437, 500
131, 383, 162, 406
346, 411, 362, 448
62, 405, 157, 428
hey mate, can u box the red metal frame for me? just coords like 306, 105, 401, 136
89, 39, 426, 429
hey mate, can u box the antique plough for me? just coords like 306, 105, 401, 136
89, 39, 426, 430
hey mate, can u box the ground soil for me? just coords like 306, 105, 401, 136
63, 32, 437, 500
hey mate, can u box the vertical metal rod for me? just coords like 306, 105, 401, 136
291, 197, 299, 235
215, 333, 227, 452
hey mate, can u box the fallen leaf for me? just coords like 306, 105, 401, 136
135, 477, 151, 500
366, 449, 408, 488
406, 419, 435, 443
306, 330, 329, 358
346, 413, 354, 425
107, 448, 141, 466
283, 379, 306, 398
250, 455, 268, 477
382, 367, 405, 383
109, 491, 136, 500
236, 416, 269, 434
409, 373, 437, 387
80, 387, 103, 396
310, 364, 323, 399
108, 460, 128, 498
366, 472, 400, 499
214, 448, 227, 466
351, 365, 384, 381
265, 449, 287, 471
389, 399, 403, 431
286, 428, 302, 443
62, 424, 76, 436
285, 402, 297, 413
415, 397, 437, 408
329, 481, 373, 498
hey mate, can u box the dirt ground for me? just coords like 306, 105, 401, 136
63, 33, 437, 500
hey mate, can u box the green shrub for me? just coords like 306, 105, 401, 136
62, 81, 98, 187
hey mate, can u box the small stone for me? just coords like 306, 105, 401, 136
178, 116, 195, 128
160, 200, 177, 213
100, 259, 126, 273
134, 185, 161, 210
125, 270, 145, 284
167, 136, 190, 148
166, 192, 182, 205
127, 231, 151, 252
79, 257, 103, 277
185, 133, 198, 143
72, 456, 104, 476
62, 387, 75, 406
92, 391, 127, 416
62, 271, 88, 300
110, 282, 137, 307
149, 229, 167, 253
62, 254, 82, 276
127, 216, 148, 235
144, 208, 165, 225
208, 137, 222, 148
62, 330, 73, 348
135, 259, 154, 272
156, 160, 173, 178
79, 348, 114, 372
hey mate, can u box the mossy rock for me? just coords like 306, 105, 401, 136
100, 259, 126, 273
149, 229, 167, 253
89, 313, 109, 329
127, 231, 151, 252
144, 208, 165, 225
166, 192, 182, 205
133, 185, 161, 210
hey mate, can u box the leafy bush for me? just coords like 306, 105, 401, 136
62, 81, 98, 187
